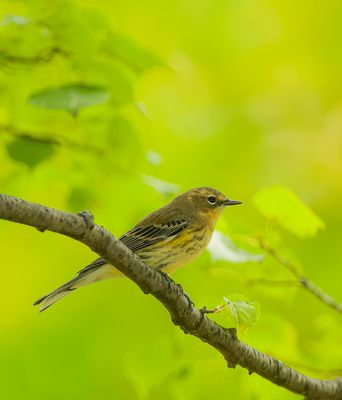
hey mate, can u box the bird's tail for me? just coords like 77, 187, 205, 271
34, 262, 121, 312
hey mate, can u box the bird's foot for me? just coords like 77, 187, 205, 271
156, 269, 175, 289
176, 283, 195, 309
156, 270, 194, 309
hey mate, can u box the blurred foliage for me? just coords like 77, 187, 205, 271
0, 0, 341, 399
253, 185, 325, 238
5, 135, 55, 167
29, 84, 110, 116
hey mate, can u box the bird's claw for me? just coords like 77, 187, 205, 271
176, 283, 194, 309
156, 270, 175, 289
156, 270, 194, 309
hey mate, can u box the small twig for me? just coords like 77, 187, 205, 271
259, 240, 301, 277
200, 304, 226, 314
299, 277, 342, 314
259, 239, 342, 314
247, 278, 299, 287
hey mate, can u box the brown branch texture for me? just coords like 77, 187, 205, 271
0, 193, 341, 400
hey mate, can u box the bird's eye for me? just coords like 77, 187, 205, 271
207, 195, 216, 205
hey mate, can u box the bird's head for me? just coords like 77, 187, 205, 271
174, 187, 242, 224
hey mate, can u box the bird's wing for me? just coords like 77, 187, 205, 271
78, 218, 188, 274
119, 219, 188, 252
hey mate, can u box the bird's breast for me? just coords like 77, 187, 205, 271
136, 226, 213, 273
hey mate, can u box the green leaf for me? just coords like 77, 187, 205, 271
6, 137, 55, 168
104, 32, 165, 73
208, 231, 263, 263
29, 85, 110, 115
253, 185, 325, 238
223, 295, 260, 333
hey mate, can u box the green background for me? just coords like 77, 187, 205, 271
0, 1, 341, 399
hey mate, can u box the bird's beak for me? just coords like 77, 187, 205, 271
222, 199, 243, 206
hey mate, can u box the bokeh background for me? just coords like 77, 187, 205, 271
0, 1, 341, 399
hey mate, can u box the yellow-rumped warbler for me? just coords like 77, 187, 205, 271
34, 187, 242, 311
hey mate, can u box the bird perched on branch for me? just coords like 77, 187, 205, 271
34, 187, 242, 311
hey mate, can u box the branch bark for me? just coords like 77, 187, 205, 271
0, 193, 341, 400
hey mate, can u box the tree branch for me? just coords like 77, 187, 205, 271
0, 193, 341, 400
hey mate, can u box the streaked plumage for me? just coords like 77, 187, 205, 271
34, 187, 242, 311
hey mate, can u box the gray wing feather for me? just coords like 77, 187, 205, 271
119, 220, 187, 252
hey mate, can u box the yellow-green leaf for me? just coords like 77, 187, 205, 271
223, 295, 260, 333
253, 186, 325, 238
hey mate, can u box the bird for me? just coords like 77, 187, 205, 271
34, 187, 242, 312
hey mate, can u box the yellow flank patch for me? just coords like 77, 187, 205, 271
136, 227, 213, 272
